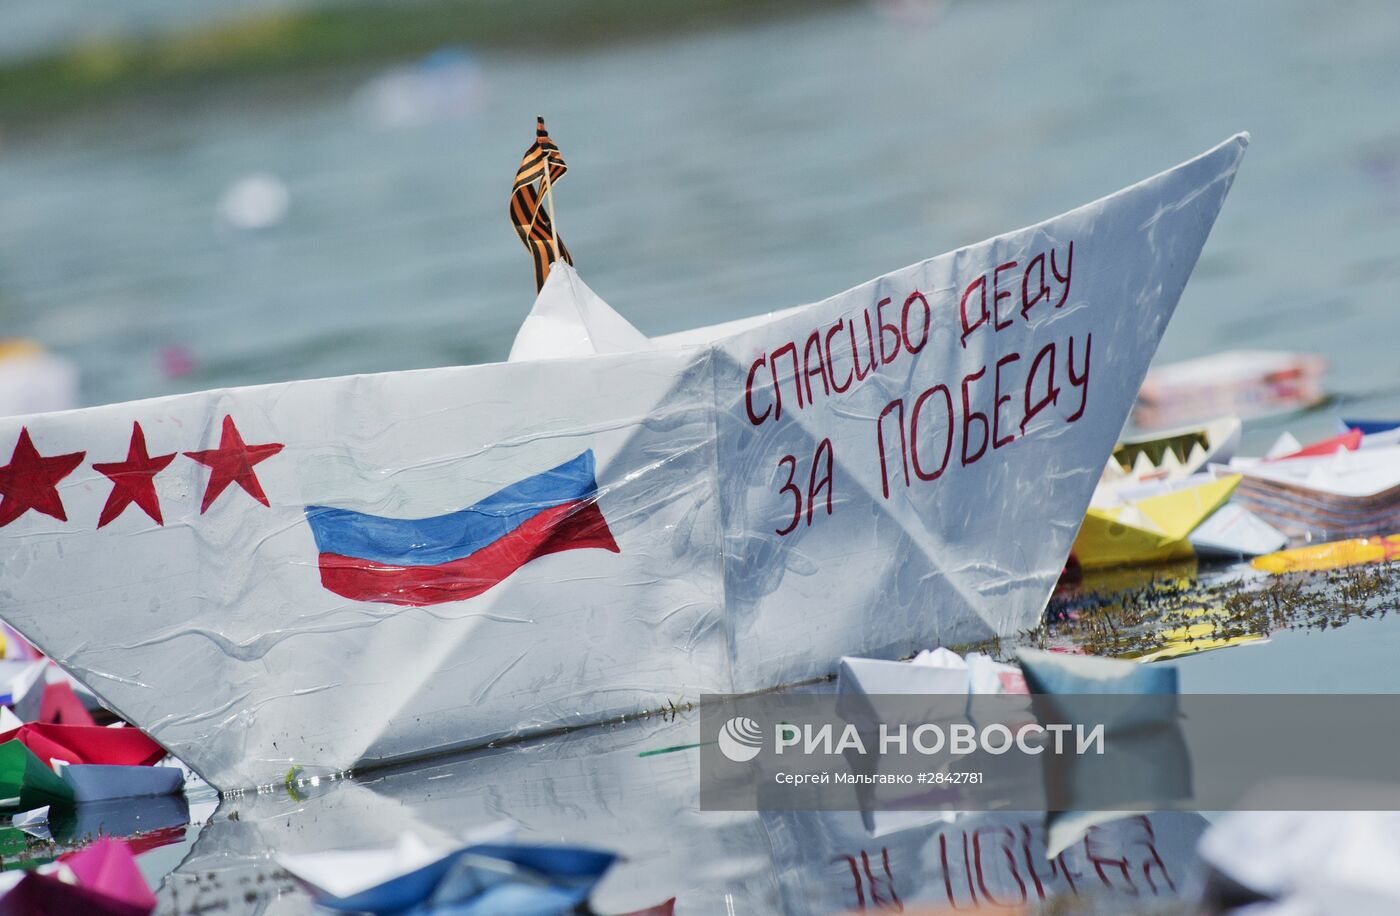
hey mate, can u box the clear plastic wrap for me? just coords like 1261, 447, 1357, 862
0, 135, 1246, 790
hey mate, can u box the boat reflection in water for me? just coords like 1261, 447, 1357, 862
159, 700, 1205, 914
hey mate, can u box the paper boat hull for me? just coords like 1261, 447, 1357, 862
61, 764, 185, 803
0, 136, 1247, 790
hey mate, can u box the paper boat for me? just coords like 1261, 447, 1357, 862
57, 763, 185, 803
1097, 416, 1240, 497
1134, 349, 1327, 429
1072, 474, 1245, 568
280, 833, 617, 914
0, 723, 165, 768
1227, 443, 1400, 538
0, 740, 74, 811
1341, 419, 1400, 437
0, 135, 1248, 790
1187, 502, 1287, 558
1269, 428, 1361, 461
838, 646, 1024, 698
0, 837, 155, 916
1088, 416, 1286, 561
1017, 648, 1187, 857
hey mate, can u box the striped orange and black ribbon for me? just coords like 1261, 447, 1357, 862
511, 117, 574, 291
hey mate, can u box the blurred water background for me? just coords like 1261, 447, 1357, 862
0, 0, 1397, 454
0, 0, 341, 61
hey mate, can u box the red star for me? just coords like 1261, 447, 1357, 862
184, 416, 284, 513
93, 422, 177, 528
0, 428, 85, 527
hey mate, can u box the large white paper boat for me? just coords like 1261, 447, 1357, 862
0, 135, 1247, 790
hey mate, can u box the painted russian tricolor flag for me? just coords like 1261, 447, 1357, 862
305, 451, 618, 607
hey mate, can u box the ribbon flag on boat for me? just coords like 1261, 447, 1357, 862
511, 117, 573, 292
0, 132, 1248, 790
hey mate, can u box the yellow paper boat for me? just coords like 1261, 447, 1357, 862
1072, 475, 1242, 569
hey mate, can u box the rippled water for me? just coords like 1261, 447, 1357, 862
133, 602, 1400, 915
2, 1, 1399, 912
1, 0, 1398, 450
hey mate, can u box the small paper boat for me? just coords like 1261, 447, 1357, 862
1073, 474, 1249, 568
278, 828, 615, 914
0, 134, 1248, 790
0, 838, 155, 916
57, 763, 185, 803
1134, 349, 1327, 429
0, 723, 165, 769
838, 646, 1024, 699
0, 740, 74, 811
1186, 502, 1287, 558
1340, 418, 1400, 437
1097, 416, 1240, 498
1227, 443, 1400, 538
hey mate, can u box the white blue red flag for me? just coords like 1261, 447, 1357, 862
306, 451, 617, 606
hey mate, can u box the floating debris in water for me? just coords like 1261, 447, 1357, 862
1041, 560, 1400, 661
352, 48, 485, 129
1253, 533, 1400, 574
218, 174, 289, 231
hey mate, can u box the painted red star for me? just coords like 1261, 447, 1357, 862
0, 427, 85, 527
93, 422, 177, 528
184, 415, 284, 514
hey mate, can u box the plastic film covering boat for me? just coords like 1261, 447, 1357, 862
0, 135, 1246, 790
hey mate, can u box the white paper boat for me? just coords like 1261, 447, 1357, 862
838, 646, 1023, 699
1134, 349, 1327, 429
0, 135, 1247, 790
1223, 443, 1400, 537
1187, 502, 1287, 558
277, 823, 515, 905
